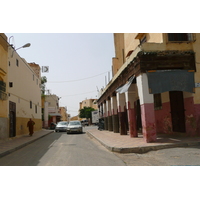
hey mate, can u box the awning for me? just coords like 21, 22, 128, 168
147, 70, 195, 94
116, 76, 135, 94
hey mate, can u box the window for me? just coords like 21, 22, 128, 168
9, 82, 13, 87
30, 101, 32, 109
168, 33, 193, 42
35, 105, 37, 113
16, 59, 19, 66
154, 93, 162, 110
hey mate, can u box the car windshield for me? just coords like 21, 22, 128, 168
69, 121, 81, 125
58, 122, 68, 125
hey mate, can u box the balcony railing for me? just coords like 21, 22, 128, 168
0, 90, 7, 101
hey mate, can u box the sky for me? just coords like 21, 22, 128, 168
5, 33, 115, 117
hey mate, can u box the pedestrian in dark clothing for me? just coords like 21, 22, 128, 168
27, 118, 35, 136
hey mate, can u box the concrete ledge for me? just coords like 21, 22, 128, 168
86, 131, 200, 154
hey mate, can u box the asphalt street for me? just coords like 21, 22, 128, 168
1, 126, 200, 166
0, 130, 126, 166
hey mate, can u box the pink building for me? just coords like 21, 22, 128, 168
98, 33, 200, 143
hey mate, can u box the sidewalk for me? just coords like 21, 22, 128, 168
86, 127, 200, 153
0, 129, 53, 158
1, 127, 200, 157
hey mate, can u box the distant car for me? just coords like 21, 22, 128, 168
81, 119, 89, 126
55, 121, 68, 132
67, 121, 83, 134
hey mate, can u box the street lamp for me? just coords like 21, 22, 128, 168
11, 43, 31, 57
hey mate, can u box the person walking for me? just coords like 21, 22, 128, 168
27, 118, 35, 136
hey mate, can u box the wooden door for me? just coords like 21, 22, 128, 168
9, 101, 16, 137
169, 91, 186, 132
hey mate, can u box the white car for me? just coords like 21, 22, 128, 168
67, 121, 83, 134
55, 121, 68, 132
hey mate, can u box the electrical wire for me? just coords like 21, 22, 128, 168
62, 90, 97, 97
48, 71, 110, 83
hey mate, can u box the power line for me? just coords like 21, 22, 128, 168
62, 90, 97, 97
48, 71, 110, 83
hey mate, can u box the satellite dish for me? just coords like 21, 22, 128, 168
42, 66, 49, 73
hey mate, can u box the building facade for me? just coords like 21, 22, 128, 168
7, 44, 42, 137
0, 34, 8, 139
80, 98, 98, 110
59, 107, 68, 121
45, 94, 61, 126
98, 33, 200, 143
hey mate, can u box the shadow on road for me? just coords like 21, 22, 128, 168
0, 132, 64, 166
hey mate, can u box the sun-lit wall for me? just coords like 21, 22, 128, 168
8, 46, 42, 136
0, 33, 8, 139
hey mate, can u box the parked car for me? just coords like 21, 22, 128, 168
81, 119, 89, 126
55, 121, 68, 132
67, 120, 83, 134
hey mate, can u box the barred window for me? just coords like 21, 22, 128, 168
16, 59, 19, 66
168, 33, 193, 42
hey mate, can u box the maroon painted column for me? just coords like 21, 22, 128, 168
106, 99, 113, 131
125, 84, 138, 137
137, 74, 156, 143
103, 102, 108, 130
111, 95, 119, 133
117, 92, 127, 135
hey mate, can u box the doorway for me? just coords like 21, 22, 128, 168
169, 91, 186, 132
9, 101, 16, 137
135, 99, 142, 131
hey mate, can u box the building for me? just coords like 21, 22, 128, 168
59, 107, 68, 121
44, 94, 61, 126
79, 98, 98, 110
98, 33, 200, 143
7, 42, 42, 137
0, 34, 8, 139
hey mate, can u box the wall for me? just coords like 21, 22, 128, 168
80, 99, 98, 110
0, 33, 8, 139
8, 46, 42, 136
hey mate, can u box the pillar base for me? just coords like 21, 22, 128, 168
108, 116, 113, 131
141, 103, 157, 143
128, 108, 138, 137
119, 112, 127, 135
104, 117, 108, 130
112, 114, 119, 133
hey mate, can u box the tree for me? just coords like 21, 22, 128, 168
41, 76, 47, 95
79, 106, 95, 120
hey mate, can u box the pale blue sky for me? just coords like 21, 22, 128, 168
6, 33, 115, 116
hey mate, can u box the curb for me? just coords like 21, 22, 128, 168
0, 131, 54, 158
86, 131, 200, 154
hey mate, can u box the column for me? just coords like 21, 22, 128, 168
125, 84, 137, 137
106, 98, 113, 131
103, 101, 108, 130
111, 95, 119, 133
117, 92, 127, 135
98, 104, 103, 119
137, 73, 156, 142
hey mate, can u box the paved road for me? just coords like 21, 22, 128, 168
0, 130, 126, 166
